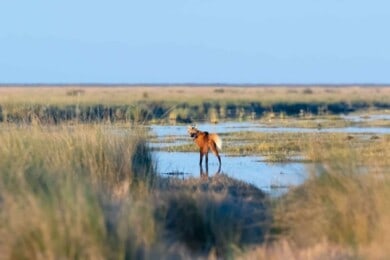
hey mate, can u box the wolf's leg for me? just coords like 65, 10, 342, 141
199, 150, 203, 165
210, 143, 222, 167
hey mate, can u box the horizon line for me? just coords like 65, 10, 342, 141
1, 83, 390, 87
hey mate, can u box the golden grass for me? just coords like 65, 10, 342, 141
0, 124, 158, 259
155, 173, 271, 258
1, 85, 389, 106
258, 133, 390, 259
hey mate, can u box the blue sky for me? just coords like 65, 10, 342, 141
0, 0, 389, 84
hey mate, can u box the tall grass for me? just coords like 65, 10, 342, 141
0, 124, 157, 259
262, 134, 390, 259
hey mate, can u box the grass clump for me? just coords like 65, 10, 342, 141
267, 133, 390, 258
155, 174, 271, 258
0, 124, 158, 259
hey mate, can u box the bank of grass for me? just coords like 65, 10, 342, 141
0, 124, 158, 259
255, 133, 390, 259
155, 174, 271, 257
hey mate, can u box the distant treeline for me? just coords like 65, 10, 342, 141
1, 100, 389, 124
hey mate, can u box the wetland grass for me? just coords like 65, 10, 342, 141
257, 133, 390, 259
0, 124, 158, 259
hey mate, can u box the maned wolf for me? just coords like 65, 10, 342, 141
187, 125, 222, 169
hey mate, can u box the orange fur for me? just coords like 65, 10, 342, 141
187, 126, 222, 169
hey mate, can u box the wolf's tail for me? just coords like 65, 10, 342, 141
212, 134, 222, 150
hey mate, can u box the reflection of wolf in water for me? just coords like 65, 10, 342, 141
187, 125, 222, 170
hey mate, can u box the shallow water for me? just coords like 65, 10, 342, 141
341, 113, 390, 122
150, 121, 390, 139
154, 151, 311, 197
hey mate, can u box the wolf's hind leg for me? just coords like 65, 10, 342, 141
210, 143, 221, 167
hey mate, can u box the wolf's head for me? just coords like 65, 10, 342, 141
187, 125, 199, 138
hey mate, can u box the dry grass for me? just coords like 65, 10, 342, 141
238, 240, 355, 260
0, 124, 158, 259
0, 85, 389, 106
155, 174, 271, 258
257, 133, 390, 259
